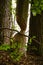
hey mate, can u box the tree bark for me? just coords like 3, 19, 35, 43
0, 0, 5, 44
16, 0, 29, 32
0, 0, 12, 44
13, 0, 29, 54
3, 0, 12, 44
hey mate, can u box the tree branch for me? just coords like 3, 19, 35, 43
0, 28, 41, 44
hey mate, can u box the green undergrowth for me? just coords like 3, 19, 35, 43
0, 42, 24, 62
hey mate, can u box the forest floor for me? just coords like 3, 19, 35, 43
18, 54, 43, 65
0, 51, 43, 65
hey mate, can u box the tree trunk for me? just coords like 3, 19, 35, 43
3, 0, 12, 44
27, 11, 43, 55
0, 0, 5, 44
0, 0, 12, 44
16, 0, 29, 32
40, 11, 43, 56
13, 0, 29, 55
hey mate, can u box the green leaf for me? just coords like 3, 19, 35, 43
32, 36, 36, 39
32, 11, 37, 16
29, 38, 32, 44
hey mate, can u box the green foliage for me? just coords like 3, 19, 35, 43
0, 44, 10, 51
0, 37, 27, 61
29, 36, 36, 44
0, 40, 24, 61
28, 36, 41, 55
10, 40, 24, 61
10, 50, 23, 61
31, 0, 43, 16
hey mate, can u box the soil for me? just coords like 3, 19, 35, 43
0, 50, 43, 65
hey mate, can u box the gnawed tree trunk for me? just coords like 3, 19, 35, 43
13, 0, 29, 54
3, 0, 12, 44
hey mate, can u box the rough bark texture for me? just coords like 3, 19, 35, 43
16, 0, 29, 31
3, 0, 12, 44
0, 0, 12, 44
13, 0, 29, 54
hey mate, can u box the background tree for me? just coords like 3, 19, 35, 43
40, 11, 43, 55
0, 0, 12, 44
27, 0, 43, 55
3, 0, 12, 44
0, 0, 5, 44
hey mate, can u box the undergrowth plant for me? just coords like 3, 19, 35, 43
0, 38, 26, 62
